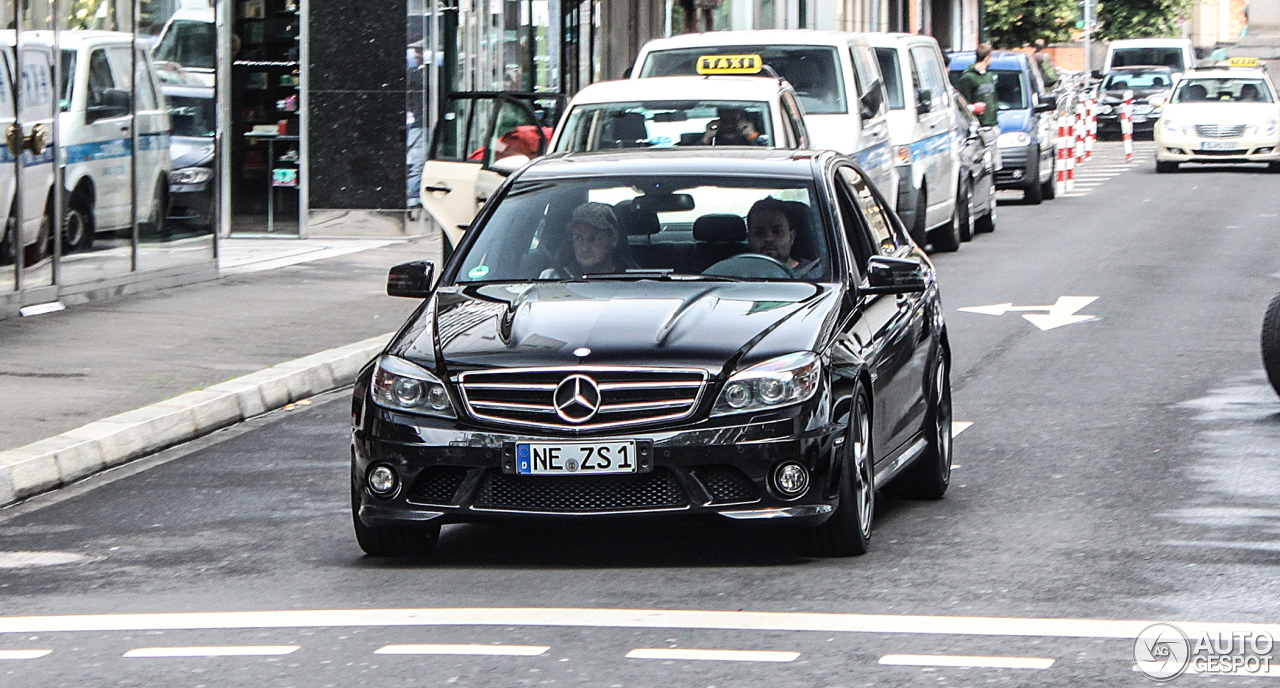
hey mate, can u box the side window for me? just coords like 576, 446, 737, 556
910, 45, 950, 109
86, 49, 114, 109
834, 177, 874, 278
488, 98, 543, 167
908, 51, 923, 102
838, 167, 897, 253
135, 49, 159, 112
781, 92, 808, 148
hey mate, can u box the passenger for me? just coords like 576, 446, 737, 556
1151, 76, 1166, 88
1240, 84, 1260, 102
701, 107, 763, 145
746, 198, 820, 278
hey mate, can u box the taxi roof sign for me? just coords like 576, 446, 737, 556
1229, 56, 1261, 68
696, 54, 764, 75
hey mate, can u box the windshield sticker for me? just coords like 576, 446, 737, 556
468, 265, 490, 279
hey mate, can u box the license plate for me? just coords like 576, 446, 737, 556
1201, 141, 1238, 151
516, 441, 637, 475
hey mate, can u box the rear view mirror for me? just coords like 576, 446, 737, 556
630, 193, 695, 213
862, 256, 926, 295
387, 260, 435, 298
915, 89, 932, 115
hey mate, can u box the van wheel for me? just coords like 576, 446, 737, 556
1024, 149, 1043, 205
809, 388, 873, 557
0, 213, 15, 266
957, 177, 973, 242
149, 181, 169, 240
909, 188, 928, 247
64, 194, 93, 252
930, 189, 962, 253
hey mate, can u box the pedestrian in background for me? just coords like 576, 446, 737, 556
1032, 39, 1059, 87
958, 43, 999, 128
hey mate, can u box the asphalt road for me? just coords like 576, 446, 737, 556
4, 142, 1280, 687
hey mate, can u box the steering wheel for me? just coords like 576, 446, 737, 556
702, 253, 793, 280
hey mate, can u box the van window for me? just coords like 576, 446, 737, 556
135, 49, 158, 111
910, 45, 950, 109
992, 70, 1028, 109
640, 46, 847, 115
1111, 47, 1184, 71
875, 48, 904, 110
59, 50, 74, 111
86, 49, 115, 109
154, 20, 216, 71
849, 44, 885, 116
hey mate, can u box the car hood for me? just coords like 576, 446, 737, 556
1103, 87, 1169, 103
997, 108, 1032, 134
170, 135, 215, 168
389, 280, 841, 375
1161, 102, 1280, 126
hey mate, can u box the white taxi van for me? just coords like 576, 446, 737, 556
1154, 58, 1280, 173
549, 58, 811, 153
631, 31, 897, 202
0, 32, 56, 266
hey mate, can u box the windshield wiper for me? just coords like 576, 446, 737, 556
581, 271, 743, 282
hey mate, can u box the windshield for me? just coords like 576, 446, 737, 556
875, 47, 905, 110
992, 69, 1028, 110
1111, 47, 1185, 71
154, 20, 216, 70
554, 100, 775, 152
1172, 78, 1275, 103
167, 94, 215, 137
640, 46, 847, 115
1103, 71, 1173, 91
454, 177, 832, 284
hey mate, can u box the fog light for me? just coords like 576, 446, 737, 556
1010, 169, 1024, 179
773, 462, 809, 499
1257, 147, 1274, 155
1168, 148, 1186, 155
367, 465, 399, 496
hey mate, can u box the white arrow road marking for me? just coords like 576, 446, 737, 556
124, 646, 299, 658
376, 644, 549, 656
880, 654, 1055, 669
0, 650, 51, 660
626, 648, 799, 662
958, 296, 1098, 331
951, 422, 973, 437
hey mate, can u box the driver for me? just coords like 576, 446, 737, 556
702, 107, 763, 146
1240, 83, 1261, 102
568, 202, 631, 276
746, 198, 820, 279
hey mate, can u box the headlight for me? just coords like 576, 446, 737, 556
997, 131, 1031, 148
712, 352, 821, 417
1263, 119, 1278, 136
371, 355, 455, 418
168, 167, 213, 185
1099, 104, 1114, 115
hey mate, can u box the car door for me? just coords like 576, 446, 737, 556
908, 43, 956, 229
131, 46, 171, 230
836, 165, 929, 458
80, 46, 131, 231
421, 93, 562, 252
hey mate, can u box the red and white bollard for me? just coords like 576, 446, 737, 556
1055, 115, 1067, 196
1121, 89, 1134, 163
1075, 100, 1086, 165
1085, 97, 1096, 160
1066, 114, 1076, 192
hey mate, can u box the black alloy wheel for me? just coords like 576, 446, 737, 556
887, 355, 952, 500
1263, 293, 1280, 397
957, 177, 973, 242
64, 194, 92, 252
811, 388, 874, 556
909, 188, 929, 248
351, 482, 441, 557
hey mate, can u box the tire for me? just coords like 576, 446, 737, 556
957, 177, 973, 243
63, 194, 93, 253
974, 183, 996, 234
149, 181, 170, 240
909, 187, 928, 247
810, 388, 874, 557
351, 484, 440, 557
1024, 149, 1043, 205
1040, 148, 1057, 200
1263, 293, 1280, 397
887, 354, 952, 500
1157, 160, 1179, 174
930, 189, 962, 253
0, 213, 14, 266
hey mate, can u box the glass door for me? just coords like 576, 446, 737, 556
11, 0, 57, 296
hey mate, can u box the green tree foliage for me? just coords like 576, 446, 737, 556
1095, 0, 1193, 40
984, 0, 1079, 48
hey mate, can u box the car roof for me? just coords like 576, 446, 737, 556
862, 32, 937, 48
1107, 65, 1173, 74
1182, 68, 1269, 79
1109, 38, 1192, 48
518, 148, 828, 181
640, 30, 859, 51
570, 76, 787, 105
947, 51, 1029, 71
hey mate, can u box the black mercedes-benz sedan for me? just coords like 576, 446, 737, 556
351, 148, 952, 558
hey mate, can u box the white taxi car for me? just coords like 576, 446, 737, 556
549, 63, 810, 153
1155, 60, 1280, 173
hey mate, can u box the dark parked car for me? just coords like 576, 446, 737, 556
952, 93, 998, 239
350, 148, 953, 558
1095, 67, 1173, 138
161, 84, 215, 232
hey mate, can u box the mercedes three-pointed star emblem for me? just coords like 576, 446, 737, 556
553, 374, 601, 424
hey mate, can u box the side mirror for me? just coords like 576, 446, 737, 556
967, 121, 980, 140
490, 154, 531, 176
1034, 98, 1056, 114
387, 260, 435, 298
1147, 94, 1168, 107
1090, 70, 1103, 80
862, 256, 927, 295
915, 88, 932, 115
86, 88, 131, 123
860, 85, 884, 120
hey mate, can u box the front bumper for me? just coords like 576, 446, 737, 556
995, 143, 1037, 189
1097, 113, 1157, 134
168, 182, 214, 227
1155, 134, 1280, 163
353, 406, 844, 526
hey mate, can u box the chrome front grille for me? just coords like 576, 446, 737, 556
457, 366, 708, 431
1195, 124, 1246, 138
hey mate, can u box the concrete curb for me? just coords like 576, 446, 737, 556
0, 332, 395, 507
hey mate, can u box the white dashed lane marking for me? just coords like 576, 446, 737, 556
123, 645, 299, 658
880, 654, 1055, 670
626, 648, 800, 663
0, 650, 51, 660
951, 421, 973, 437
376, 644, 549, 656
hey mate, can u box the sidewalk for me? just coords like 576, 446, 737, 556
0, 235, 440, 453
